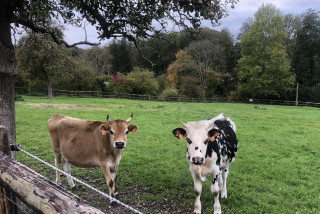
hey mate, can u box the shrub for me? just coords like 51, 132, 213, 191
15, 94, 24, 101
160, 88, 179, 98
124, 67, 159, 95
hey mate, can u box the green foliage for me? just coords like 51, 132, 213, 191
156, 74, 167, 94
179, 76, 202, 98
53, 58, 98, 91
124, 67, 159, 95
167, 50, 196, 89
15, 96, 320, 213
15, 31, 72, 96
291, 9, 320, 101
160, 88, 179, 98
236, 4, 295, 99
109, 39, 133, 74
14, 94, 24, 101
133, 33, 180, 75
82, 46, 112, 76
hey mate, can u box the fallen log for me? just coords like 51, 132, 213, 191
0, 152, 104, 214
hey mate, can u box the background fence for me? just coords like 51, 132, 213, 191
15, 88, 320, 108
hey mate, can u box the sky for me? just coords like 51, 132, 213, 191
62, 0, 320, 47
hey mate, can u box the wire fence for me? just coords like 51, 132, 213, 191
0, 192, 31, 214
11, 145, 143, 214
52, 89, 229, 103
15, 88, 320, 108
245, 98, 320, 108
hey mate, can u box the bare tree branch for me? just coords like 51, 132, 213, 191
16, 17, 99, 47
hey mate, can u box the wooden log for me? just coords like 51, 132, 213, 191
0, 152, 104, 214
0, 125, 15, 214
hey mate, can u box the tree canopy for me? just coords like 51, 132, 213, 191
1, 0, 239, 148
235, 4, 294, 99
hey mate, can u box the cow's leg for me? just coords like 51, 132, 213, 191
62, 159, 75, 188
221, 167, 229, 198
191, 173, 203, 214
100, 162, 117, 205
211, 170, 222, 214
54, 152, 62, 185
111, 171, 118, 198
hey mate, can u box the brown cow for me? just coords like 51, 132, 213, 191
47, 114, 138, 203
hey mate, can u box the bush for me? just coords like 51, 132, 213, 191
15, 94, 24, 101
124, 67, 159, 95
160, 88, 179, 98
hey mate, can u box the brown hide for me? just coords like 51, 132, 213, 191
48, 114, 115, 167
47, 114, 138, 198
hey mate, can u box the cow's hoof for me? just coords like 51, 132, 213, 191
115, 194, 120, 200
70, 185, 77, 190
111, 201, 118, 207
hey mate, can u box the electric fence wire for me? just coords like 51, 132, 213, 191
0, 192, 29, 214
12, 145, 143, 214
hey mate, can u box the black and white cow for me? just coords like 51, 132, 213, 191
172, 113, 238, 214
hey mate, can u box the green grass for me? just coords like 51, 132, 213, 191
15, 96, 320, 213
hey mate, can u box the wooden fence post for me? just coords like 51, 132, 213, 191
0, 125, 15, 214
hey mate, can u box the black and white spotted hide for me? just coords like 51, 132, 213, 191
172, 113, 238, 214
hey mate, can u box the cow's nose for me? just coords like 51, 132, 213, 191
115, 142, 125, 149
192, 157, 204, 165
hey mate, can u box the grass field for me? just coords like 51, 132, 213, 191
15, 96, 320, 214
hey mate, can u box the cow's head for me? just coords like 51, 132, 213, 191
173, 121, 220, 165
99, 113, 138, 149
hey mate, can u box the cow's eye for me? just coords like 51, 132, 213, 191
186, 138, 192, 144
109, 130, 114, 135
125, 131, 129, 135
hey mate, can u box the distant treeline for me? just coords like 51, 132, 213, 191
15, 5, 320, 102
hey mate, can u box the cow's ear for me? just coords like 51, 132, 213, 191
99, 124, 111, 136
208, 129, 220, 141
173, 128, 186, 139
128, 124, 138, 133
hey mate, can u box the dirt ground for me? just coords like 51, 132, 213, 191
20, 102, 195, 213
22, 102, 108, 111
52, 175, 194, 214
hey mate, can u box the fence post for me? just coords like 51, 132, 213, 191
0, 126, 15, 214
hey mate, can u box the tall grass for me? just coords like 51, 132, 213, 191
15, 96, 320, 213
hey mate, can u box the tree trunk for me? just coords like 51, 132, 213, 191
0, 3, 17, 159
47, 76, 53, 99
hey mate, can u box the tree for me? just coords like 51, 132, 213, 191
124, 67, 159, 95
166, 50, 196, 89
16, 31, 70, 99
186, 39, 225, 97
83, 46, 113, 76
109, 39, 133, 74
1, 0, 238, 155
291, 9, 320, 101
132, 33, 180, 76
235, 4, 294, 100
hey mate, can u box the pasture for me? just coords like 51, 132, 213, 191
15, 96, 320, 213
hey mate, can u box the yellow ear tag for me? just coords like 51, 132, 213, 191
210, 136, 216, 142
101, 130, 107, 135
131, 129, 136, 134
178, 133, 184, 139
